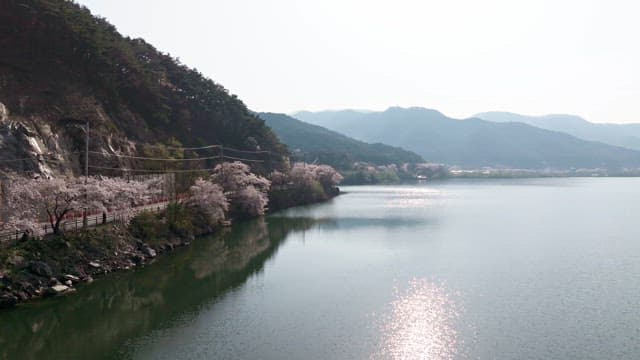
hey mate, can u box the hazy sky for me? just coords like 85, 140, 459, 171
76, 0, 640, 123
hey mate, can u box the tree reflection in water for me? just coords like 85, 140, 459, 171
0, 216, 320, 360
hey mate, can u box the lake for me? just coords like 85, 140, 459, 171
2, 178, 640, 359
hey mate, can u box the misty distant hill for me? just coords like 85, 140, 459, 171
259, 112, 423, 169
475, 112, 640, 151
293, 107, 640, 170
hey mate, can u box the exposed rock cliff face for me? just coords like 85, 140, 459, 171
0, 99, 137, 177
0, 0, 287, 177
0, 101, 76, 176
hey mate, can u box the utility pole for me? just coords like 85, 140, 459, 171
220, 145, 224, 177
83, 121, 89, 228
266, 150, 271, 171
85, 121, 89, 183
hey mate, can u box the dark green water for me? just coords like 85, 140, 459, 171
3, 178, 640, 359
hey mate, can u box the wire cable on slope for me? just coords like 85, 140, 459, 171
88, 151, 222, 161
89, 165, 217, 173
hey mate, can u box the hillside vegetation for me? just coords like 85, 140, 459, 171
0, 0, 286, 175
258, 112, 423, 169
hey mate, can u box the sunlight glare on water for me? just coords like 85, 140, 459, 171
372, 279, 462, 360
383, 187, 447, 209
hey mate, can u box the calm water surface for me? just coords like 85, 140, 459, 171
2, 178, 640, 359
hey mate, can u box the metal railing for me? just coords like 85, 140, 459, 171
0, 203, 169, 248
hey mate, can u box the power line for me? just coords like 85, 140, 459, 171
88, 165, 216, 173
87, 129, 271, 154
88, 151, 222, 161
222, 146, 270, 154
135, 142, 269, 155
0, 127, 272, 165
0, 148, 257, 164
89, 148, 267, 162
2, 153, 263, 176
89, 155, 264, 173
89, 132, 223, 151
165, 144, 221, 151
122, 141, 222, 151
221, 155, 264, 163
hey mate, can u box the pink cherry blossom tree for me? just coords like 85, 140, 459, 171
211, 162, 271, 193
289, 163, 343, 190
7, 177, 82, 235
96, 176, 162, 223
3, 192, 41, 237
288, 163, 316, 189
187, 178, 228, 225
4, 175, 162, 235
210, 162, 271, 218
312, 164, 344, 189
234, 186, 269, 217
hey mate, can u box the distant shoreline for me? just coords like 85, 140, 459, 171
447, 169, 640, 179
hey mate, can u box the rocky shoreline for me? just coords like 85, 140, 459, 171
0, 223, 198, 309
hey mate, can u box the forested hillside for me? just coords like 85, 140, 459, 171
0, 0, 286, 176
258, 112, 423, 169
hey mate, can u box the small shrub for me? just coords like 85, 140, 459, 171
129, 211, 168, 241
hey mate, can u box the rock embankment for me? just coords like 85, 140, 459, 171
0, 224, 196, 309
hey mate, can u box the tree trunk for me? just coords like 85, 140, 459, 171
53, 218, 62, 235
53, 210, 71, 235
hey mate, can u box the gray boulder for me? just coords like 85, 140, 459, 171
45, 284, 69, 296
140, 245, 157, 258
28, 261, 53, 278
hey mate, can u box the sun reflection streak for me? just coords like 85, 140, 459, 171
372, 279, 462, 360
384, 188, 447, 209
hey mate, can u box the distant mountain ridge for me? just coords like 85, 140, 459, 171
293, 107, 640, 170
474, 111, 640, 151
258, 112, 423, 169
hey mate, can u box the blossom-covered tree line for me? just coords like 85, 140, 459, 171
197, 161, 272, 219
186, 161, 343, 222
275, 162, 343, 190
2, 176, 161, 235
270, 162, 343, 206
1, 161, 343, 238
339, 162, 448, 184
